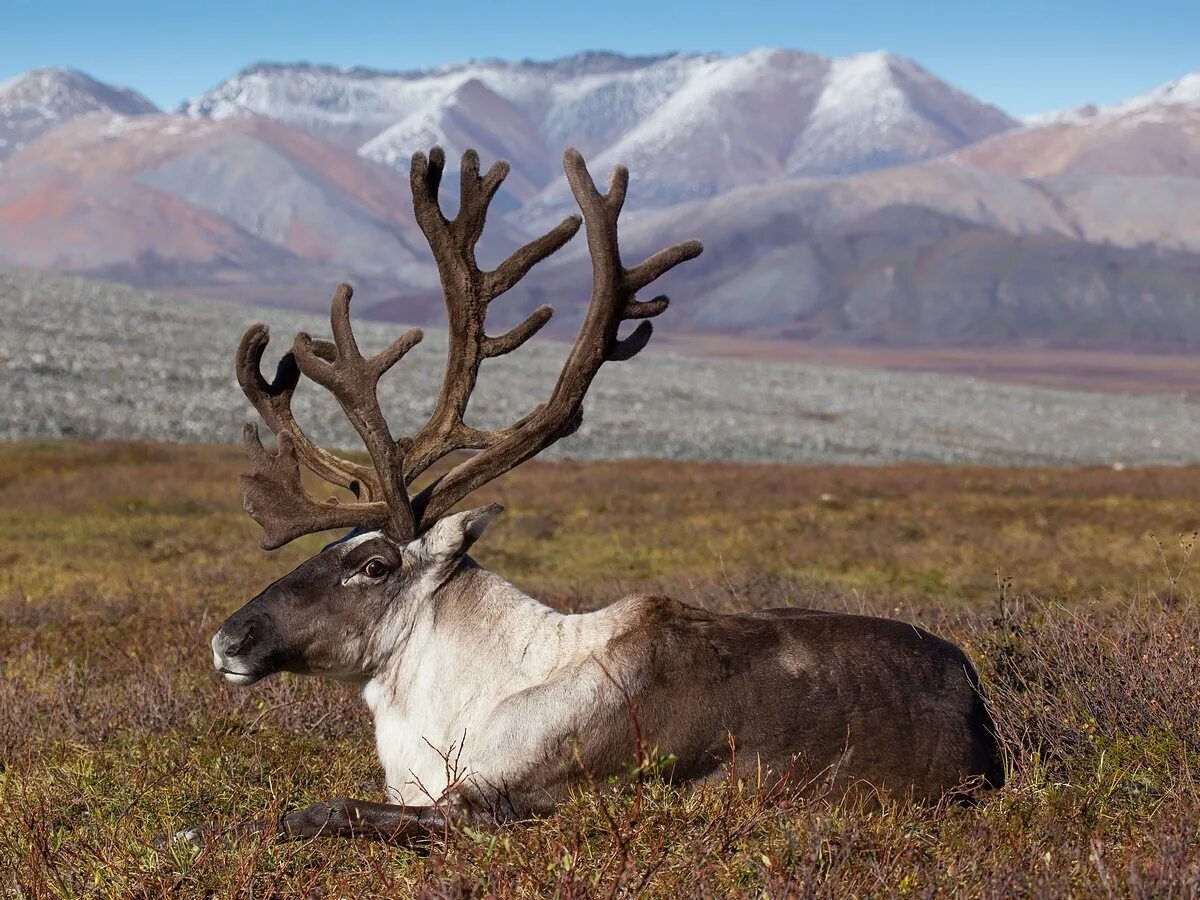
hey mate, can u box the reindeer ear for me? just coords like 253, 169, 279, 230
412, 503, 504, 560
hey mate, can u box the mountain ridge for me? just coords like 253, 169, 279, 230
1028, 66, 1200, 127
179, 46, 1017, 201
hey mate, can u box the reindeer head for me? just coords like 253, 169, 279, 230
211, 505, 501, 684
212, 146, 702, 686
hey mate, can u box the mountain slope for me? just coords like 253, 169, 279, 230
179, 53, 671, 148
1030, 66, 1200, 127
0, 112, 446, 303
359, 78, 552, 201
512, 170, 1200, 347
956, 105, 1200, 179
788, 51, 1016, 175
950, 84, 1200, 253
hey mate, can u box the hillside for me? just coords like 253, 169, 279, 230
181, 49, 1015, 199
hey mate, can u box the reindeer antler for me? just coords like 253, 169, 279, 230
237, 287, 423, 548
236, 147, 702, 549
410, 150, 702, 528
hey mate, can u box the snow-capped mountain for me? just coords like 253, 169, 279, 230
180, 52, 673, 149
1132, 68, 1200, 110
182, 49, 1017, 209
0, 67, 157, 161
359, 78, 553, 201
523, 49, 1018, 220
956, 65, 1200, 188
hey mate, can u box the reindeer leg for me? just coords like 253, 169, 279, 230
276, 797, 491, 842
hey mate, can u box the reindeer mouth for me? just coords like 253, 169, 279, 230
217, 666, 262, 686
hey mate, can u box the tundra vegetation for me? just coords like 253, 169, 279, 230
1, 440, 1198, 896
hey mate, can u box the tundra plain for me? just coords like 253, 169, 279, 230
2, 441, 1199, 896
5, 268, 1200, 467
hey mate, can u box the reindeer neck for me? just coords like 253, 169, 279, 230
365, 559, 621, 716
441, 562, 611, 670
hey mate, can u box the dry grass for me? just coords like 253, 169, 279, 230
1, 440, 1199, 897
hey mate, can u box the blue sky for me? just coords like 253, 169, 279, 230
1, 0, 1197, 117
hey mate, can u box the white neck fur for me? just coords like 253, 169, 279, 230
362, 563, 620, 804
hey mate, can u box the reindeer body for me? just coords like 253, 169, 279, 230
204, 145, 1005, 843
361, 558, 1001, 817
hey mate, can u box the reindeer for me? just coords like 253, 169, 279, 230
207, 147, 1004, 842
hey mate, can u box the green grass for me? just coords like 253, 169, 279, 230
2, 441, 1199, 896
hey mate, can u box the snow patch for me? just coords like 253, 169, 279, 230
812, 51, 911, 129
1028, 68, 1200, 128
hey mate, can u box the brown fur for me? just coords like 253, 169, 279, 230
451, 593, 1003, 819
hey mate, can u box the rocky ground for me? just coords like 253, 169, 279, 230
3, 267, 1198, 466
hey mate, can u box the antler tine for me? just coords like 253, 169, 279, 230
291, 283, 425, 541
410, 148, 703, 529
456, 149, 509, 246
235, 323, 382, 501
403, 147, 583, 481
239, 424, 390, 550
561, 148, 703, 361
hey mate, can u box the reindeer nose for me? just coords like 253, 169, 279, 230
216, 623, 256, 658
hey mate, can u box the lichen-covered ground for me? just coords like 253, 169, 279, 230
2, 441, 1199, 896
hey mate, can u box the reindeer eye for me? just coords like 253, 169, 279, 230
362, 559, 389, 579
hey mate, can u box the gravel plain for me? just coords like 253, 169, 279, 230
3, 268, 1199, 466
